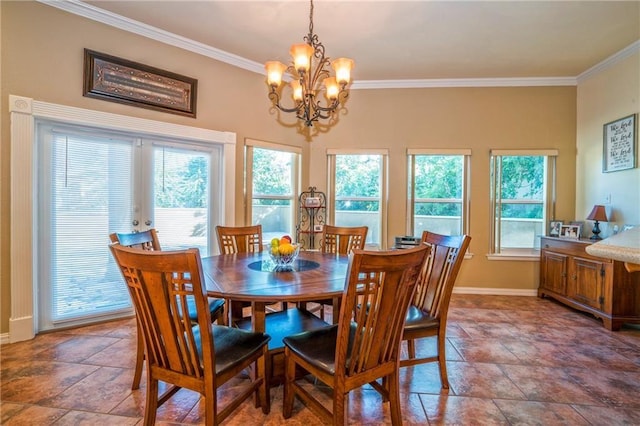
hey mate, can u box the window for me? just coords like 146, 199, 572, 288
36, 121, 223, 330
245, 139, 301, 242
327, 150, 388, 248
490, 149, 557, 257
408, 149, 470, 237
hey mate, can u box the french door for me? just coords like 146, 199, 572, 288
36, 121, 218, 331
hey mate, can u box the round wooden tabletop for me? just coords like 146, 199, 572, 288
201, 250, 350, 303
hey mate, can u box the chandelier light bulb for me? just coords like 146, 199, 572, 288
265, 61, 287, 87
290, 79, 303, 101
323, 77, 339, 100
332, 58, 354, 85
290, 43, 313, 73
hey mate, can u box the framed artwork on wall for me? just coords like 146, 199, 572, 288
83, 49, 198, 117
603, 114, 637, 173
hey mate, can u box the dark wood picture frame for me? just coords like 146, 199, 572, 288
603, 114, 637, 172
83, 49, 197, 117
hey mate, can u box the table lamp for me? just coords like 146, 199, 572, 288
586, 204, 608, 240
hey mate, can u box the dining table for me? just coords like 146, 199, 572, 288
201, 249, 350, 384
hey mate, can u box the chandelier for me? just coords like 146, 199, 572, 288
264, 0, 354, 128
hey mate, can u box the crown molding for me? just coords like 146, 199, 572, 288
577, 40, 640, 83
38, 0, 265, 74
40, 0, 635, 90
351, 77, 576, 89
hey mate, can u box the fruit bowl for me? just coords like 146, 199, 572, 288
269, 244, 300, 270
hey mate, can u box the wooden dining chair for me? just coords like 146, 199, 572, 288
401, 231, 471, 390
216, 224, 263, 254
110, 229, 225, 390
301, 224, 368, 320
320, 224, 368, 255
282, 244, 430, 425
216, 224, 281, 323
109, 244, 271, 426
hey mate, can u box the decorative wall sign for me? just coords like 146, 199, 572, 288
83, 49, 197, 117
603, 114, 637, 172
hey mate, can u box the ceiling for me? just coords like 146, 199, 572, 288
72, 1, 640, 84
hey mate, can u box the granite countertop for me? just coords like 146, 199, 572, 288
585, 227, 640, 265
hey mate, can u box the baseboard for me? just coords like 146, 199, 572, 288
0, 333, 10, 345
453, 287, 538, 297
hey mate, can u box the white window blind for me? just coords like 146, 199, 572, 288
38, 123, 135, 329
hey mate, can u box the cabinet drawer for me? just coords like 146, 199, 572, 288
540, 237, 611, 262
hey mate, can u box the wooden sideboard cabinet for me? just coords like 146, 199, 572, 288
539, 236, 640, 331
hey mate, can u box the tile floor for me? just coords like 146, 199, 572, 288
2, 294, 640, 425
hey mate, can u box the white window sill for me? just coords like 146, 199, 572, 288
486, 251, 540, 261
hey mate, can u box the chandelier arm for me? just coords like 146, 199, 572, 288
268, 89, 303, 114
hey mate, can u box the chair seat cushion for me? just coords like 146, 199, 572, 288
237, 307, 329, 351
194, 325, 270, 375
185, 296, 225, 323
283, 323, 357, 375
404, 304, 439, 332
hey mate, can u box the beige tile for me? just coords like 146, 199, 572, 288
493, 399, 591, 425
572, 404, 640, 425
41, 366, 133, 412
565, 366, 640, 408
449, 337, 521, 364
82, 337, 138, 368
1, 360, 99, 404
447, 361, 526, 399
54, 410, 140, 425
0, 404, 68, 425
499, 364, 602, 405
420, 394, 509, 425
36, 335, 122, 363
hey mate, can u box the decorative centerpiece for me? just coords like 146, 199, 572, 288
269, 235, 300, 271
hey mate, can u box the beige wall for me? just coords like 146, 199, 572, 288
576, 52, 640, 233
306, 86, 577, 290
0, 1, 584, 334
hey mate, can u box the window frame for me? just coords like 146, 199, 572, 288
489, 149, 558, 259
327, 149, 389, 249
9, 94, 235, 341
407, 148, 471, 238
245, 139, 301, 240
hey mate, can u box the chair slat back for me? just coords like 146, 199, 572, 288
110, 229, 161, 251
413, 232, 471, 320
109, 244, 214, 379
337, 245, 429, 377
216, 225, 263, 254
321, 225, 368, 254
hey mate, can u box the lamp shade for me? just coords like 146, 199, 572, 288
586, 205, 608, 222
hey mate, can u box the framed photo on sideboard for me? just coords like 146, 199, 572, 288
560, 224, 581, 239
549, 220, 563, 237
